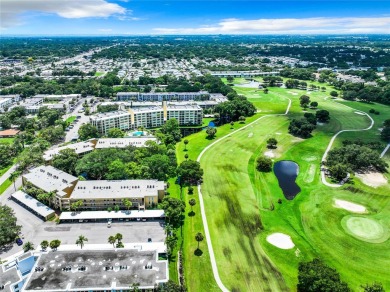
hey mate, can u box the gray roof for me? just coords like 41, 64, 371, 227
89, 111, 130, 121
0, 265, 21, 292
95, 137, 157, 149
70, 180, 165, 200
43, 141, 95, 161
11, 190, 55, 218
167, 104, 202, 110
23, 165, 78, 196
60, 210, 165, 221
23, 249, 168, 291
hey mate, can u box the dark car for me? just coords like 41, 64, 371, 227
148, 238, 152, 242
16, 238, 23, 246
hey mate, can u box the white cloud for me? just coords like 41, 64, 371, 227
98, 28, 113, 32
1, 0, 126, 29
154, 17, 390, 34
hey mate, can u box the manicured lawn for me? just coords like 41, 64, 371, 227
0, 138, 14, 144
94, 72, 104, 77
184, 83, 390, 291
0, 178, 12, 195
65, 116, 76, 123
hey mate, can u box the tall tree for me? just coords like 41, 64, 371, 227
52, 148, 78, 175
75, 235, 88, 249
108, 235, 116, 247
78, 124, 99, 140
177, 160, 204, 186
195, 232, 204, 250
297, 258, 350, 292
107, 128, 125, 138
0, 204, 21, 246
189, 198, 196, 212
9, 171, 21, 192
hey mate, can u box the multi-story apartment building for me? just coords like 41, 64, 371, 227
128, 106, 165, 129
166, 104, 203, 126
63, 180, 166, 211
22, 165, 79, 210
0, 94, 21, 112
89, 111, 131, 134
117, 91, 209, 101
22, 166, 166, 211
91, 104, 203, 134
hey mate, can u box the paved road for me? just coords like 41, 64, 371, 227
380, 143, 390, 158
320, 106, 374, 188
195, 97, 292, 292
0, 164, 17, 186
64, 98, 90, 142
0, 180, 165, 259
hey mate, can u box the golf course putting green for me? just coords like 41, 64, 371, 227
341, 216, 389, 243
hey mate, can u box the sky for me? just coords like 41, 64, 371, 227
1, 0, 389, 35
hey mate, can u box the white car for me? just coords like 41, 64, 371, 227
107, 220, 112, 228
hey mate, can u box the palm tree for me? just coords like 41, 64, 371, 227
165, 223, 173, 236
75, 235, 88, 249
184, 154, 189, 161
46, 191, 56, 207
23, 241, 34, 252
115, 233, 123, 243
9, 171, 21, 192
189, 199, 196, 212
183, 139, 189, 151
195, 232, 204, 250
108, 235, 116, 247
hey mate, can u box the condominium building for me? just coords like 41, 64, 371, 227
117, 91, 210, 101
89, 111, 131, 134
62, 179, 166, 211
95, 137, 158, 149
128, 106, 165, 129
166, 104, 203, 126
22, 165, 79, 209
43, 140, 95, 162
91, 103, 203, 134
0, 94, 21, 112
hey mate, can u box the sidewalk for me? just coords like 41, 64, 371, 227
0, 164, 17, 186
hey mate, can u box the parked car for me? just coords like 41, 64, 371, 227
16, 238, 23, 246
148, 238, 152, 242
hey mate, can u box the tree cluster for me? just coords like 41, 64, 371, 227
0, 204, 22, 246
326, 143, 388, 174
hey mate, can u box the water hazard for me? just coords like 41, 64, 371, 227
274, 161, 301, 200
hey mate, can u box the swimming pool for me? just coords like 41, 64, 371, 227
132, 131, 144, 136
18, 256, 37, 276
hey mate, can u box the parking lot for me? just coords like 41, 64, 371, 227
0, 181, 166, 259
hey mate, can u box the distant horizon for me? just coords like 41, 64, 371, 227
1, 1, 389, 35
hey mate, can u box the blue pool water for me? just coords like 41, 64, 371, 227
18, 256, 37, 276
132, 131, 144, 136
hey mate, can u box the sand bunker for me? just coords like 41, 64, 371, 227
248, 132, 253, 138
266, 233, 295, 249
334, 199, 367, 213
342, 216, 389, 243
264, 150, 275, 158
355, 172, 388, 188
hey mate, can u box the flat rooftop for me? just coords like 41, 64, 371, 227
23, 165, 78, 196
11, 190, 55, 219
167, 104, 202, 110
95, 137, 157, 149
23, 249, 168, 291
90, 111, 130, 120
0, 266, 20, 292
59, 210, 165, 221
70, 180, 165, 200
43, 141, 95, 161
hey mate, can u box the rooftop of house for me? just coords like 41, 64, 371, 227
0, 129, 20, 137
23, 249, 168, 291
70, 180, 165, 200
23, 165, 78, 196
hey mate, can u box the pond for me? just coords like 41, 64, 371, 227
274, 161, 301, 200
